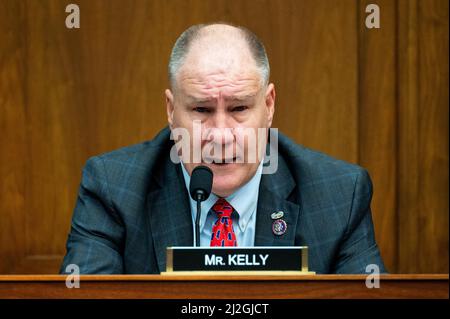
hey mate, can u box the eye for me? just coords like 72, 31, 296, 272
232, 105, 248, 112
193, 107, 210, 113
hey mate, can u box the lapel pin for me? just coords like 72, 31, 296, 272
272, 219, 287, 236
271, 211, 284, 220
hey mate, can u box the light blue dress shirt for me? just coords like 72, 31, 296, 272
181, 161, 263, 247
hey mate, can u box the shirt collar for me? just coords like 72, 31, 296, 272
180, 161, 263, 233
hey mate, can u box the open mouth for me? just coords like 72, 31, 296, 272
207, 157, 237, 165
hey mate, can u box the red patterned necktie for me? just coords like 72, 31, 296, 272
210, 198, 237, 247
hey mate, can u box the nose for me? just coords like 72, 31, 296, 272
204, 111, 235, 148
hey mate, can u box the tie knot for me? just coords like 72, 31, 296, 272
212, 198, 233, 218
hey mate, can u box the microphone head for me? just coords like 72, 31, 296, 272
189, 165, 213, 202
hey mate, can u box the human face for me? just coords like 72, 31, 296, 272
165, 45, 275, 197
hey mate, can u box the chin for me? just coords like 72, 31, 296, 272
211, 176, 241, 198
195, 162, 256, 197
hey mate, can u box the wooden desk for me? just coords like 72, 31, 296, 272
0, 274, 447, 299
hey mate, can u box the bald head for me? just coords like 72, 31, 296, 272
164, 23, 276, 197
168, 23, 270, 90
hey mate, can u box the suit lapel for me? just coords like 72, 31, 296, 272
255, 155, 300, 246
147, 158, 193, 272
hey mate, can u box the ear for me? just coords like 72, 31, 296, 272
165, 89, 175, 129
264, 83, 276, 127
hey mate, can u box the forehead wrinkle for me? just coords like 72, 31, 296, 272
177, 67, 262, 105
180, 76, 260, 98
190, 75, 260, 90
180, 70, 258, 84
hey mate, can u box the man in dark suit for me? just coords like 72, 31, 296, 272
60, 23, 386, 274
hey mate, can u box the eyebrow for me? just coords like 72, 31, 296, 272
186, 93, 257, 104
186, 96, 215, 104
226, 94, 257, 102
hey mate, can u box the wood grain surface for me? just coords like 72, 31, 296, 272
0, 274, 447, 299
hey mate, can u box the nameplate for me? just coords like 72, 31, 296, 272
165, 247, 309, 272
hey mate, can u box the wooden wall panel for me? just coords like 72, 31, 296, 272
0, 0, 447, 274
398, 0, 449, 273
416, 0, 448, 274
270, 0, 358, 164
358, 0, 398, 272
0, 0, 27, 274
398, 0, 420, 274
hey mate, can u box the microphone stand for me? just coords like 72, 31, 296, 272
195, 191, 205, 247
189, 165, 213, 248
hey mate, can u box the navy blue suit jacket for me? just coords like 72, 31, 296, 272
60, 127, 386, 274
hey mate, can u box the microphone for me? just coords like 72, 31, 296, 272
189, 165, 213, 247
